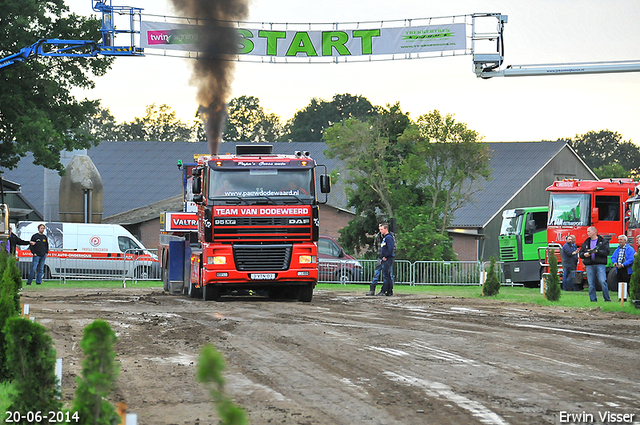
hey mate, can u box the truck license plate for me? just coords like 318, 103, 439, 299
250, 273, 276, 280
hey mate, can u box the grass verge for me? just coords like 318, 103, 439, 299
316, 283, 640, 316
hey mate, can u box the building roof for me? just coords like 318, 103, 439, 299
450, 141, 593, 228
1, 141, 350, 220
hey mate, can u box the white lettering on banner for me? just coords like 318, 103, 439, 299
172, 218, 198, 226
141, 21, 466, 59
216, 207, 309, 216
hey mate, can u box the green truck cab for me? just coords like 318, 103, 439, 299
499, 206, 548, 286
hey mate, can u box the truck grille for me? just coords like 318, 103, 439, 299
500, 246, 516, 261
233, 244, 292, 271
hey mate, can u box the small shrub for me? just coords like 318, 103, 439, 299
3, 317, 61, 414
545, 249, 562, 301
197, 344, 247, 425
629, 252, 640, 301
482, 256, 500, 296
72, 320, 120, 425
0, 264, 20, 381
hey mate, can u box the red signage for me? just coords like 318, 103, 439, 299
214, 206, 311, 217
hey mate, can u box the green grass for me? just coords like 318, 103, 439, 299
316, 283, 640, 316
19, 280, 640, 316
20, 279, 162, 291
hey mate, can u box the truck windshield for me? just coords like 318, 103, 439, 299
208, 168, 314, 200
500, 210, 522, 236
548, 193, 590, 226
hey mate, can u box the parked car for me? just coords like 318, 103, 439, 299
317, 235, 363, 283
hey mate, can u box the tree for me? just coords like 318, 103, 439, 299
545, 249, 561, 301
285, 93, 377, 142
223, 95, 283, 143
399, 110, 492, 234
325, 107, 487, 262
0, 0, 114, 173
3, 317, 62, 414
482, 257, 500, 296
566, 130, 640, 176
72, 320, 120, 425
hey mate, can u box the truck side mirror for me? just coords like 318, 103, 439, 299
320, 174, 331, 193
192, 177, 201, 195
591, 207, 599, 224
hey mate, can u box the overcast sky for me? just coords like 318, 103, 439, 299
65, 0, 640, 144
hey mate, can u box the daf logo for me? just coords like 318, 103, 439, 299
289, 218, 310, 225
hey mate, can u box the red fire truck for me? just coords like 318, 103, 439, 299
546, 179, 635, 287
161, 145, 330, 302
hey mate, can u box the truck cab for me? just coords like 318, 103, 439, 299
499, 206, 547, 285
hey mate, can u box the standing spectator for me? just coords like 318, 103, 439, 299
579, 226, 611, 302
26, 223, 49, 285
611, 234, 634, 297
366, 231, 383, 296
377, 223, 395, 296
561, 234, 579, 291
7, 224, 31, 256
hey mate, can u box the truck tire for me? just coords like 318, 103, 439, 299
607, 267, 618, 292
297, 283, 313, 302
188, 280, 201, 299
162, 257, 169, 292
202, 284, 220, 301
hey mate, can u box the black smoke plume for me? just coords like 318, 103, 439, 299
169, 0, 249, 155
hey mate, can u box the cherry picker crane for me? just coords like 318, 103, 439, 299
0, 0, 143, 72
472, 13, 640, 78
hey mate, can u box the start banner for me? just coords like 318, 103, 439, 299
141, 21, 466, 59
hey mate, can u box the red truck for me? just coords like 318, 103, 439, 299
546, 178, 635, 287
161, 145, 330, 302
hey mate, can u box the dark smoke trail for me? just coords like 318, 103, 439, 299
169, 0, 248, 155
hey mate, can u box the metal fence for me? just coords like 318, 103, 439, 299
319, 259, 508, 286
19, 249, 160, 283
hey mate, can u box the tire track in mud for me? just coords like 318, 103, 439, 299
22, 288, 640, 425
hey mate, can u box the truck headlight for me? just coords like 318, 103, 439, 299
208, 256, 226, 265
299, 255, 316, 264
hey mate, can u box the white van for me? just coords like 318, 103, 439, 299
16, 222, 159, 280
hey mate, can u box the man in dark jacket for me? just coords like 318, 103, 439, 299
579, 226, 611, 302
26, 223, 49, 285
7, 225, 31, 256
377, 222, 395, 296
561, 234, 579, 291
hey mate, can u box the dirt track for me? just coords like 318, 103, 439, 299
22, 286, 640, 425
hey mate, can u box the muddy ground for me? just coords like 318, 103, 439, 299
21, 286, 640, 425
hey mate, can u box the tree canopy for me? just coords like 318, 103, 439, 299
562, 130, 640, 178
284, 93, 377, 143
0, 0, 114, 173
325, 108, 491, 261
223, 95, 283, 143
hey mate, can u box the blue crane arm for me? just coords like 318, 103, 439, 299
0, 39, 101, 71
0, 1, 143, 72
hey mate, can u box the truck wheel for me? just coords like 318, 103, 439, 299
188, 280, 201, 299
44, 266, 52, 280
297, 283, 313, 302
162, 257, 169, 291
203, 284, 220, 301
607, 268, 618, 292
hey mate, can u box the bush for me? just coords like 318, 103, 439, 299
629, 252, 640, 301
545, 249, 561, 302
3, 316, 61, 413
482, 256, 500, 296
0, 260, 20, 381
72, 320, 120, 425
197, 344, 247, 425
